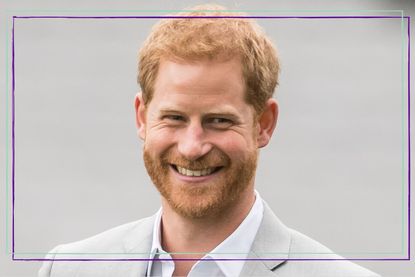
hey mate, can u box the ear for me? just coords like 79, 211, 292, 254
256, 99, 278, 148
134, 92, 146, 140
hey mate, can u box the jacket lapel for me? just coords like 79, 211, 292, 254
240, 201, 292, 276
116, 215, 156, 276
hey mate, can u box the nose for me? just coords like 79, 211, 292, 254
177, 121, 212, 161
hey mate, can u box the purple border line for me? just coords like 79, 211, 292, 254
13, 15, 404, 19
10, 15, 411, 262
407, 16, 411, 261
11, 15, 15, 261
12, 258, 411, 262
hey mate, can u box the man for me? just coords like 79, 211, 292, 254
39, 4, 380, 277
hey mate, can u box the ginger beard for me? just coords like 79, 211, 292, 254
143, 147, 258, 219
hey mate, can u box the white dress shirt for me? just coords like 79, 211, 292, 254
146, 191, 264, 277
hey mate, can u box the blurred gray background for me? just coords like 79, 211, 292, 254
1, 0, 414, 276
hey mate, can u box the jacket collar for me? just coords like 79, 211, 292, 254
123, 215, 155, 254
116, 215, 156, 276
240, 200, 292, 275
120, 200, 291, 276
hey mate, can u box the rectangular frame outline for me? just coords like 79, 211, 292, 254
5, 13, 411, 262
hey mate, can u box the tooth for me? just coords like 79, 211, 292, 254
186, 169, 192, 176
176, 166, 218, 177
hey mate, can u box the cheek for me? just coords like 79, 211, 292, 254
211, 133, 255, 158
145, 129, 176, 154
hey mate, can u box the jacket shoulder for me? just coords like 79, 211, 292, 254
288, 228, 338, 256
283, 228, 380, 276
56, 216, 154, 254
38, 216, 155, 277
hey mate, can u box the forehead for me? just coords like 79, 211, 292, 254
153, 58, 244, 100
159, 57, 243, 86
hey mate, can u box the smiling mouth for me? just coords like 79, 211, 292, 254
171, 165, 223, 177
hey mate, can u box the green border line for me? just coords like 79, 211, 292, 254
7, 8, 408, 258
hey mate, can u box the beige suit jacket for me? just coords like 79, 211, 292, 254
39, 201, 380, 276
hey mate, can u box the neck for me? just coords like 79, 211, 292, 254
160, 187, 255, 270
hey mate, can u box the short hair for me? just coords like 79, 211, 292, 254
138, 4, 279, 114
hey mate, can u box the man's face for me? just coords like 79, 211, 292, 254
138, 58, 262, 219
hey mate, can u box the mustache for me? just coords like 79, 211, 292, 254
160, 148, 230, 169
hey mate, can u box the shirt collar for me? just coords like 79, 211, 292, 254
146, 207, 164, 274
147, 191, 264, 277
202, 191, 264, 276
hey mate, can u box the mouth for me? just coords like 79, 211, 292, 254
171, 164, 223, 177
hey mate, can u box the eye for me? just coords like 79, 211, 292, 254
163, 115, 185, 121
206, 117, 233, 128
211, 118, 230, 124
161, 114, 187, 126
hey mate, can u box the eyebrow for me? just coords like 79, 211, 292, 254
159, 109, 183, 114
